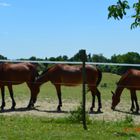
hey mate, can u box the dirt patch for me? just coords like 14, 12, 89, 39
1, 99, 140, 123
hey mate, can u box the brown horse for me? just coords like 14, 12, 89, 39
111, 69, 140, 113
0, 62, 39, 111
34, 64, 102, 112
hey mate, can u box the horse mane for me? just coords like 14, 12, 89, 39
40, 66, 52, 76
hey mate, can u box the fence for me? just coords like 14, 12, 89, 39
1, 59, 140, 67
1, 52, 140, 130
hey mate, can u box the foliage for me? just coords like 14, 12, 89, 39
92, 53, 109, 62
110, 52, 140, 74
123, 115, 134, 126
108, 0, 130, 20
108, 0, 140, 29
69, 49, 88, 61
67, 103, 91, 124
0, 54, 7, 60
131, 2, 140, 29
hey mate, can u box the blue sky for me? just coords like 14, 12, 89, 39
0, 0, 139, 59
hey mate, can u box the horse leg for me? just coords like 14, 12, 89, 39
133, 90, 139, 113
96, 88, 102, 112
130, 91, 135, 112
27, 96, 34, 109
8, 85, 16, 110
55, 85, 62, 112
26, 94, 34, 109
90, 92, 95, 113
1, 86, 5, 111
26, 82, 40, 109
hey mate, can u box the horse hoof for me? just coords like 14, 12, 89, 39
11, 107, 15, 111
135, 110, 139, 114
57, 107, 61, 112
111, 106, 115, 111
97, 109, 102, 113
89, 109, 94, 113
57, 109, 61, 112
0, 108, 4, 113
27, 104, 34, 109
90, 106, 94, 112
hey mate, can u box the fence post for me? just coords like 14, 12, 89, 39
81, 49, 87, 130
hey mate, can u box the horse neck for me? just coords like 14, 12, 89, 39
114, 86, 124, 98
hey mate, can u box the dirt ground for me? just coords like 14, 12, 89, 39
1, 98, 140, 124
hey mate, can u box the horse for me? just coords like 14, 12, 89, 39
33, 64, 102, 112
0, 62, 39, 111
111, 69, 140, 113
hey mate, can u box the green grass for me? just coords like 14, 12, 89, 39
1, 72, 140, 140
0, 115, 140, 140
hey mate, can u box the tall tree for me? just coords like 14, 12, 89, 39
108, 0, 140, 29
70, 49, 88, 61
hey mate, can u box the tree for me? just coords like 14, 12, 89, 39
29, 56, 36, 61
55, 55, 69, 61
92, 54, 109, 62
108, 0, 140, 29
110, 52, 140, 74
70, 49, 88, 61
0, 54, 7, 60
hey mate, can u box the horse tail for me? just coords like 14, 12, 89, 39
96, 67, 102, 86
87, 66, 102, 93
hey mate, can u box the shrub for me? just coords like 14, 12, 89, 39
67, 104, 91, 124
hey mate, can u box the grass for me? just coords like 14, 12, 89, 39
1, 72, 140, 139
0, 115, 140, 140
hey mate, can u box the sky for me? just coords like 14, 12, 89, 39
0, 0, 139, 59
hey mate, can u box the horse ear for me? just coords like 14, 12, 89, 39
111, 91, 114, 95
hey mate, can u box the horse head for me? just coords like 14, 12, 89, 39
111, 91, 120, 110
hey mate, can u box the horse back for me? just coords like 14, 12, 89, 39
48, 64, 99, 86
117, 69, 140, 89
0, 62, 38, 85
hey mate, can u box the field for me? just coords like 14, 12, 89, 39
1, 72, 140, 139
1, 115, 140, 140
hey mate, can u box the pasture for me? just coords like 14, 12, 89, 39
1, 115, 140, 140
0, 72, 137, 118
1, 72, 140, 139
